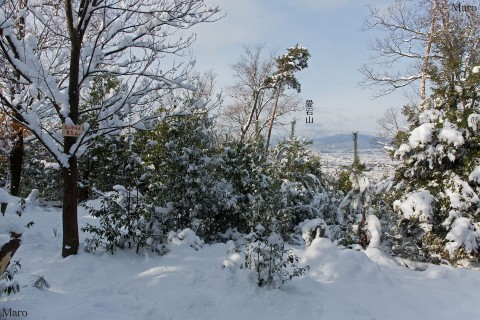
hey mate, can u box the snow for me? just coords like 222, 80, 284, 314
444, 174, 479, 212
2, 203, 480, 319
393, 190, 435, 230
446, 217, 480, 254
438, 122, 464, 147
408, 123, 434, 148
366, 214, 382, 249
0, 188, 11, 203
0, 213, 25, 236
0, 234, 11, 247
469, 165, 480, 183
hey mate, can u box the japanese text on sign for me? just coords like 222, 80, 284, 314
62, 124, 82, 137
305, 100, 313, 123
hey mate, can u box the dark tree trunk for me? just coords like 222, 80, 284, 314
9, 130, 24, 197
78, 157, 92, 202
2, 130, 24, 215
61, 0, 81, 258
62, 151, 79, 257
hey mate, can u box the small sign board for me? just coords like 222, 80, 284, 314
62, 124, 82, 137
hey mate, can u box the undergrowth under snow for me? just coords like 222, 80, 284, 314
1, 201, 480, 320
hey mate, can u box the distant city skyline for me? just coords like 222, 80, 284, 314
190, 0, 412, 139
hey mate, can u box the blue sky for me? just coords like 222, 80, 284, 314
190, 0, 408, 139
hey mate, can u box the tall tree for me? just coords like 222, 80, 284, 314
0, 0, 220, 257
265, 44, 310, 152
361, 0, 480, 98
221, 44, 302, 142
0, 0, 27, 214
385, 0, 480, 263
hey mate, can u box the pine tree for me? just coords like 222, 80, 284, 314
265, 45, 310, 151
392, 93, 480, 263
337, 132, 372, 249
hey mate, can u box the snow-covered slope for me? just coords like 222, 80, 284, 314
2, 201, 480, 320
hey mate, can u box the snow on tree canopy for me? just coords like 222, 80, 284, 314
393, 190, 435, 230
445, 217, 480, 254
469, 166, 480, 184
438, 122, 464, 147
445, 174, 479, 214
408, 123, 434, 148
418, 109, 441, 124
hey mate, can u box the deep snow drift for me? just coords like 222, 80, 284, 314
1, 200, 480, 320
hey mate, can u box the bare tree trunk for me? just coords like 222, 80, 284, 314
265, 89, 280, 152
421, 2, 437, 99
240, 90, 260, 143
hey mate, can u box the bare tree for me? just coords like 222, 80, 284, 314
376, 106, 408, 140
166, 70, 223, 113
221, 44, 303, 142
0, 0, 220, 257
360, 0, 480, 99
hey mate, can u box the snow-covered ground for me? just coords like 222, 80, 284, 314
2, 200, 480, 320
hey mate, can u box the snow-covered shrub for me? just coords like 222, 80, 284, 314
217, 137, 273, 234
337, 170, 373, 249
78, 132, 146, 201
391, 95, 480, 264
299, 218, 330, 246
268, 125, 332, 242
21, 157, 62, 201
82, 187, 161, 254
138, 113, 237, 240
0, 260, 21, 297
242, 226, 309, 288
167, 228, 204, 251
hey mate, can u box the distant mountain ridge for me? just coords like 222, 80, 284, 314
310, 133, 385, 152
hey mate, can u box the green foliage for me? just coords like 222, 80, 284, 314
20, 152, 62, 201
139, 113, 236, 239
337, 169, 352, 195
242, 227, 309, 288
78, 133, 142, 200
82, 188, 160, 254
220, 138, 274, 234
391, 92, 480, 263
269, 132, 324, 239
265, 44, 311, 92
336, 133, 372, 249
0, 260, 21, 297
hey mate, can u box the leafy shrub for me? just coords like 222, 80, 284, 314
82, 187, 165, 254
242, 226, 309, 288
0, 260, 21, 296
